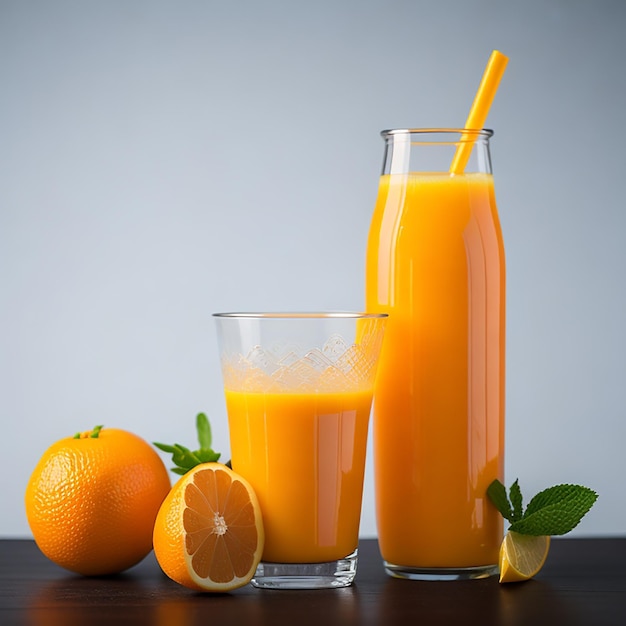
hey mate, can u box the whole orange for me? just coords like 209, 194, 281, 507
25, 425, 171, 576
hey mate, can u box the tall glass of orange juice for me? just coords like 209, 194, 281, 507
213, 312, 386, 589
366, 129, 505, 580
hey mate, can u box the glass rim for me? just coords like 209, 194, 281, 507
212, 311, 388, 320
381, 128, 494, 138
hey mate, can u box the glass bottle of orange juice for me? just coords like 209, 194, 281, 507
366, 129, 505, 580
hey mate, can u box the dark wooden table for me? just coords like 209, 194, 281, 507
1, 538, 624, 625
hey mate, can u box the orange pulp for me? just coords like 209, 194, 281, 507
226, 389, 373, 563
366, 172, 505, 568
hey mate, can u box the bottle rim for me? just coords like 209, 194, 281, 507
381, 128, 493, 139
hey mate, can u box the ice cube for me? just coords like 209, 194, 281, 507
322, 334, 350, 361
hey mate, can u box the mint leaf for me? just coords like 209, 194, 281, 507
488, 479, 599, 537
487, 479, 514, 522
523, 484, 592, 518
510, 479, 523, 522
509, 484, 598, 536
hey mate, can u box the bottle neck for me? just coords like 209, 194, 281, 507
381, 129, 493, 176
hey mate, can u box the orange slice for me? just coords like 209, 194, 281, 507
153, 463, 264, 591
499, 531, 550, 583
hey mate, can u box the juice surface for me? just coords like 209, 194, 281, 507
366, 173, 505, 568
226, 389, 373, 563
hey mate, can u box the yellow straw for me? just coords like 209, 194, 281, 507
449, 50, 509, 175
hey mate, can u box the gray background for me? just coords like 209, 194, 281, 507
2, 0, 625, 539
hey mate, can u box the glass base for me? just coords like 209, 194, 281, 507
251, 550, 358, 589
384, 561, 498, 581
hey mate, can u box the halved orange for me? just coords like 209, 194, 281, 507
153, 463, 264, 591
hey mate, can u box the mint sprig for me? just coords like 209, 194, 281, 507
154, 413, 223, 475
487, 479, 598, 536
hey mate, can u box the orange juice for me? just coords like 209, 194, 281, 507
366, 171, 505, 570
226, 389, 373, 563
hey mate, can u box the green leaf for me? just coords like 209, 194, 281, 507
196, 413, 212, 449
487, 479, 514, 522
74, 425, 104, 439
153, 412, 224, 475
170, 443, 202, 469
510, 479, 523, 522
488, 479, 598, 537
509, 485, 598, 536
524, 484, 591, 518
197, 448, 221, 463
